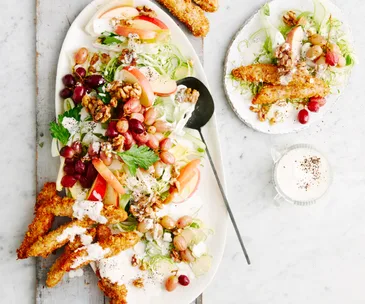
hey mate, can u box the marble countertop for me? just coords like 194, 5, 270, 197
2, 0, 365, 303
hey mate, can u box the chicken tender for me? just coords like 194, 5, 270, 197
27, 220, 93, 258
40, 197, 128, 224
231, 63, 312, 85
60, 232, 140, 272
193, 0, 218, 12
17, 183, 57, 259
157, 0, 209, 37
46, 228, 97, 288
252, 79, 330, 104
98, 277, 128, 304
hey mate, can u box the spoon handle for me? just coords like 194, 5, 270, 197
199, 129, 251, 265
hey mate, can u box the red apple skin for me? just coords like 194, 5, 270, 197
134, 15, 169, 30
87, 174, 107, 201
115, 26, 157, 40
104, 183, 119, 206
151, 78, 177, 97
122, 66, 155, 107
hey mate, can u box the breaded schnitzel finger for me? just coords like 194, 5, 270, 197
27, 220, 92, 258
193, 0, 218, 12
252, 80, 330, 104
46, 228, 97, 288
98, 277, 128, 304
157, 0, 209, 37
17, 183, 57, 259
61, 232, 140, 272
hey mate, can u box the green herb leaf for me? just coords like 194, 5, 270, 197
101, 31, 118, 37
49, 121, 70, 145
102, 36, 124, 45
63, 105, 82, 121
96, 86, 111, 104
93, 133, 108, 141
263, 3, 270, 16
116, 145, 160, 176
190, 222, 200, 229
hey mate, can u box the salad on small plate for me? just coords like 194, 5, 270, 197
224, 0, 355, 134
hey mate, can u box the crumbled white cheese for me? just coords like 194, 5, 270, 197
191, 242, 207, 258
91, 142, 101, 154
56, 225, 87, 243
71, 244, 110, 269
163, 232, 172, 243
80, 234, 93, 246
72, 200, 107, 224
62, 117, 79, 136
69, 268, 84, 278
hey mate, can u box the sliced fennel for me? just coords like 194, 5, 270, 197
313, 0, 328, 34
191, 255, 212, 277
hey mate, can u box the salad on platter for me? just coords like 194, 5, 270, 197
227, 0, 355, 127
18, 1, 215, 303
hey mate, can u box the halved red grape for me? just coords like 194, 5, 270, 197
64, 164, 75, 175
75, 67, 86, 78
61, 175, 77, 188
62, 74, 76, 87
60, 146, 75, 159
106, 121, 119, 138
74, 173, 81, 181
59, 88, 73, 99
71, 141, 82, 155
84, 75, 105, 88
72, 85, 86, 104
86, 163, 98, 182
65, 158, 75, 166
75, 159, 86, 174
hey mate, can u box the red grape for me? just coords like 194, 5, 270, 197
100, 151, 113, 166
106, 121, 119, 138
75, 67, 86, 78
84, 85, 93, 93
61, 175, 77, 188
122, 131, 133, 146
74, 174, 81, 181
88, 143, 100, 157
79, 176, 91, 188
75, 159, 86, 174
86, 163, 98, 182
59, 88, 73, 99
84, 75, 105, 88
178, 275, 190, 286
64, 164, 75, 175
123, 98, 141, 114
65, 158, 75, 166
307, 101, 320, 112
310, 96, 326, 107
133, 131, 149, 145
62, 74, 76, 87
71, 141, 82, 155
129, 119, 145, 134
298, 109, 309, 124
325, 51, 339, 66
60, 146, 75, 159
72, 85, 86, 104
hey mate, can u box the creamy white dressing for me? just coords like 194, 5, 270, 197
80, 234, 93, 246
56, 225, 87, 243
275, 147, 331, 202
72, 200, 107, 224
71, 244, 110, 269
62, 117, 79, 136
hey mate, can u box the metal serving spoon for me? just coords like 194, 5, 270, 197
177, 77, 251, 265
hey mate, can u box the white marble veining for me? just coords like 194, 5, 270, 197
1, 0, 365, 303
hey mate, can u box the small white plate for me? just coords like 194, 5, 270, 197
224, 0, 353, 134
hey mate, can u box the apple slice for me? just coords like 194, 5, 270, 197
286, 26, 304, 62
134, 15, 169, 30
150, 77, 177, 97
104, 183, 119, 206
87, 174, 107, 201
92, 159, 125, 194
131, 19, 162, 31
115, 26, 157, 40
100, 6, 139, 20
118, 66, 155, 107
173, 169, 200, 203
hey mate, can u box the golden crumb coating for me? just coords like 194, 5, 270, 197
98, 277, 128, 304
193, 0, 218, 12
46, 228, 97, 288
27, 220, 92, 258
60, 232, 140, 272
252, 79, 330, 104
157, 0, 209, 37
17, 183, 57, 259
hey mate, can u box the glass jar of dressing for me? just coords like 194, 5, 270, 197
272, 144, 332, 206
